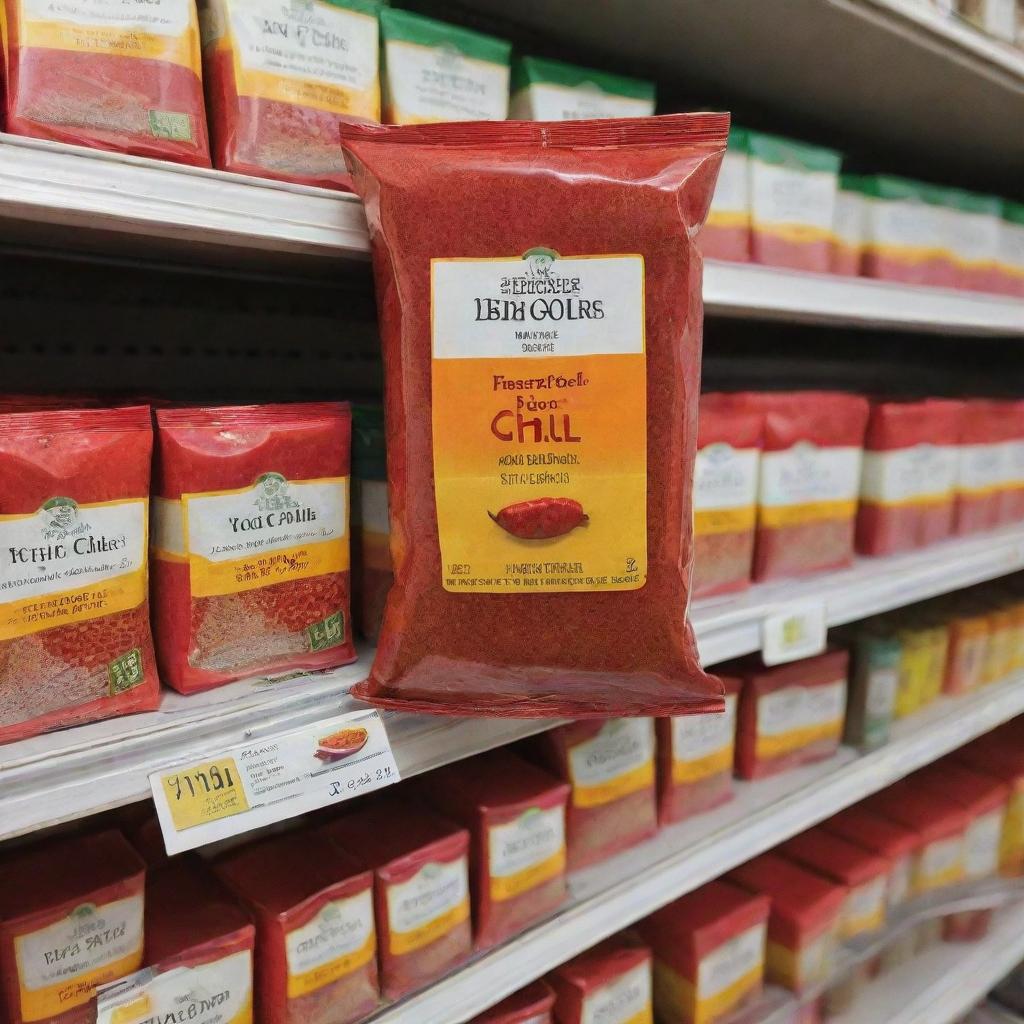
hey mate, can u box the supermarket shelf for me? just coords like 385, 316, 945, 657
3, 522, 1024, 842
371, 673, 1024, 1024
831, 897, 1024, 1024
462, 0, 1024, 192
1, 135, 1023, 334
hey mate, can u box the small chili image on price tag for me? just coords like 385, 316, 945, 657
159, 757, 250, 832
762, 601, 828, 666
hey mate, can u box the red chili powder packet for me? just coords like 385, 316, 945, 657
548, 935, 653, 1024
152, 403, 355, 693
856, 399, 963, 556
722, 392, 869, 581
470, 980, 556, 1024
200, 0, 380, 189
339, 113, 729, 718
693, 395, 762, 598
956, 399, 1009, 536
532, 719, 658, 871
1, 0, 209, 165
0, 405, 159, 745
997, 400, 1024, 525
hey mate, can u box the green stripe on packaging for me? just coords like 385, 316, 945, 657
379, 7, 511, 64
323, 0, 383, 16
840, 172, 868, 194
857, 175, 944, 205
746, 130, 841, 173
727, 125, 748, 152
511, 54, 655, 101
942, 188, 1002, 215
1005, 200, 1024, 225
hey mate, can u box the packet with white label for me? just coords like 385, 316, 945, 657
470, 980, 556, 1024
379, 8, 510, 125
549, 935, 654, 1024
955, 399, 1007, 536
0, 829, 146, 1024
215, 831, 378, 1024
831, 174, 866, 275
200, 0, 381, 189
700, 126, 751, 262
509, 55, 655, 121
996, 200, 1024, 298
152, 403, 355, 693
839, 627, 899, 750
0, 405, 159, 745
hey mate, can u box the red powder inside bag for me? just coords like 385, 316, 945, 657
722, 393, 868, 581
0, 406, 159, 746
1, 0, 209, 164
152, 404, 355, 693
200, 0, 380, 189
215, 832, 379, 1024
692, 395, 761, 597
856, 399, 963, 556
533, 719, 658, 871
955, 400, 1006, 536
0, 830, 146, 1024
549, 935, 653, 1024
339, 113, 728, 718
319, 795, 472, 1001
419, 749, 570, 950
470, 980, 556, 1024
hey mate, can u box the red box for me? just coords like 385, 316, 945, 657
821, 806, 921, 908
998, 401, 1024, 524
421, 750, 570, 949
470, 979, 556, 1023
955, 401, 1005, 536
728, 854, 846, 995
657, 677, 741, 825
637, 880, 769, 1024
779, 828, 890, 940
692, 397, 762, 598
856, 400, 963, 556
318, 795, 472, 1000
549, 935, 652, 1024
0, 830, 146, 1024
734, 650, 849, 780
533, 719, 657, 871
865, 783, 972, 896
215, 831, 378, 1024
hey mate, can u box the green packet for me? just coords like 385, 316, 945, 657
746, 130, 841, 173
379, 7, 511, 124
509, 54, 655, 120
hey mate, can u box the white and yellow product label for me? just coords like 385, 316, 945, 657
842, 876, 886, 938
385, 858, 470, 956
750, 160, 836, 241
706, 150, 749, 228
999, 221, 1024, 279
384, 40, 509, 124
914, 835, 965, 893
965, 809, 1005, 880
212, 0, 379, 118
18, 0, 198, 68
568, 719, 655, 809
0, 497, 147, 644
431, 252, 646, 593
488, 805, 566, 902
949, 208, 1001, 269
958, 443, 1006, 498
887, 855, 912, 908
671, 694, 737, 784
978, 0, 1017, 39
695, 923, 766, 1021
860, 445, 958, 507
833, 190, 865, 250
96, 950, 253, 1024
580, 960, 652, 1024
863, 197, 950, 262
767, 928, 833, 991
999, 440, 1024, 492
509, 83, 653, 122
755, 679, 846, 760
153, 475, 348, 598
285, 890, 375, 999
15, 895, 145, 1022
693, 445, 759, 536
758, 444, 861, 528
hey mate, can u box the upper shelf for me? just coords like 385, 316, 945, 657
1, 134, 1020, 334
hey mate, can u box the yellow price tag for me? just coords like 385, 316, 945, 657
159, 757, 249, 832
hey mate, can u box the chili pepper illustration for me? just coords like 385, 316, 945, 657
488, 498, 588, 539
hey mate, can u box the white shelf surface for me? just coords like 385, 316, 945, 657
1, 134, 1022, 334
3, 522, 1024, 842
831, 897, 1024, 1024
369, 673, 1024, 1024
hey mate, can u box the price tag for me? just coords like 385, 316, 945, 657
762, 601, 827, 666
150, 709, 400, 854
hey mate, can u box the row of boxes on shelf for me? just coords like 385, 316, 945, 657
4, 718, 1020, 1024
0, 0, 657, 188
933, 0, 1024, 46
474, 722, 1024, 1024
703, 131, 1024, 296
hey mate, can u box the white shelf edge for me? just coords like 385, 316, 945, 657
369, 672, 1024, 1024
831, 898, 1024, 1024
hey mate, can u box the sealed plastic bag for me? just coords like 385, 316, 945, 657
200, 0, 380, 188
339, 113, 728, 718
152, 403, 355, 693
2, 0, 209, 164
0, 406, 159, 745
